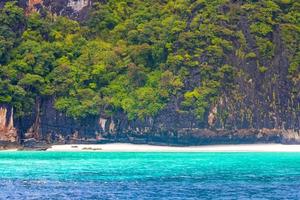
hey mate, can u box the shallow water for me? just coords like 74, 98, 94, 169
0, 152, 300, 199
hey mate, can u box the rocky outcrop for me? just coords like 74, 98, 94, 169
67, 0, 90, 12
5, 98, 298, 146
1, 0, 91, 19
27, 0, 42, 13
26, 0, 91, 19
42, 0, 91, 19
0, 106, 18, 142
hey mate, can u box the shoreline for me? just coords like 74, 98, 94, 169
44, 143, 300, 152
2, 143, 300, 152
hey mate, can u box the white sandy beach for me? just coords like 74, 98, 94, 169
0, 149, 18, 151
46, 143, 300, 152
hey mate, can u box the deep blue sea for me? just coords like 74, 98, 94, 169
0, 152, 300, 199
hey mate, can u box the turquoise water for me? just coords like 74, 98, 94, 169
0, 152, 300, 199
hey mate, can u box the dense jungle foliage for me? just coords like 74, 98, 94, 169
0, 0, 299, 123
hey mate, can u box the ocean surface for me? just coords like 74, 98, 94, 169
0, 152, 300, 200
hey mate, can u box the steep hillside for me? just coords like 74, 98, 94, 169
0, 0, 299, 146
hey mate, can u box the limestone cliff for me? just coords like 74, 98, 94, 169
0, 106, 17, 142
11, 97, 300, 146
0, 0, 299, 147
2, 0, 91, 19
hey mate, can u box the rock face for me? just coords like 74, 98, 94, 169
15, 98, 101, 145
67, 0, 90, 12
27, 0, 43, 12
43, 0, 91, 19
0, 106, 18, 142
27, 0, 91, 19
9, 98, 300, 146
0, 0, 91, 19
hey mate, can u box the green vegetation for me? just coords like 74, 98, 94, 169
0, 1, 299, 123
259, 66, 268, 73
